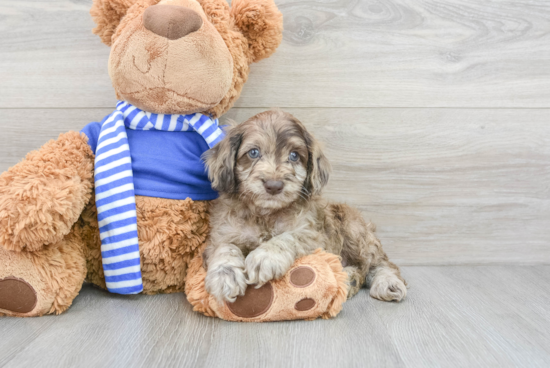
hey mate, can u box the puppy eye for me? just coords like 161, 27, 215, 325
248, 149, 260, 159
289, 151, 299, 162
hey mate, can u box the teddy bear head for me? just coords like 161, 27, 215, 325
91, 0, 283, 118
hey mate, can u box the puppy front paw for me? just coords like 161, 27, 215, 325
245, 247, 293, 287
205, 265, 247, 303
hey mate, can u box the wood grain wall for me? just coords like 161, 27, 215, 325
1, 0, 549, 264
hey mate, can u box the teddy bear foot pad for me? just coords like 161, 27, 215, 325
227, 283, 274, 318
186, 249, 349, 322
0, 277, 38, 314
227, 267, 319, 318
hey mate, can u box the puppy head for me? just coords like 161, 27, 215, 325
205, 110, 331, 210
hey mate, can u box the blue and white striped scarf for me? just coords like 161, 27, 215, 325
95, 101, 225, 294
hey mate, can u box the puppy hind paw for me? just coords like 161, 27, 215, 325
369, 275, 407, 302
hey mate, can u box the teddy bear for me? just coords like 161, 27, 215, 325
0, 0, 348, 321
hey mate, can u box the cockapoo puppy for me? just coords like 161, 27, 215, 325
203, 110, 407, 303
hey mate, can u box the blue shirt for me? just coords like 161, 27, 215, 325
81, 121, 218, 201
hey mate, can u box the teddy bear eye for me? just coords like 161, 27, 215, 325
289, 151, 299, 162
248, 149, 260, 159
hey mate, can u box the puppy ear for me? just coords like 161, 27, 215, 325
230, 0, 283, 63
90, 0, 139, 46
203, 127, 244, 194
304, 131, 331, 196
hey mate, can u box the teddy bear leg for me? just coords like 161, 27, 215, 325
187, 249, 349, 321
0, 232, 87, 317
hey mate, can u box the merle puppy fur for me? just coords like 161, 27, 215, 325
202, 110, 407, 303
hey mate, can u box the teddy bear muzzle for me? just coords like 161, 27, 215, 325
143, 4, 203, 40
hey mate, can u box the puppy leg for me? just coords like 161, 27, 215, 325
245, 237, 296, 287
245, 229, 320, 286
367, 259, 407, 302
343, 266, 364, 299
204, 244, 248, 303
327, 204, 407, 302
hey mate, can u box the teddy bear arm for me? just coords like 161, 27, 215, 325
0, 131, 95, 252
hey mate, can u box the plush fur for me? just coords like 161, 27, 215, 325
91, 0, 282, 117
186, 248, 349, 322
78, 194, 210, 294
0, 132, 95, 252
202, 110, 407, 304
0, 132, 211, 316
0, 0, 283, 317
107, 0, 235, 114
230, 0, 283, 63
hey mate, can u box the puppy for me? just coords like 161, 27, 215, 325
203, 110, 407, 304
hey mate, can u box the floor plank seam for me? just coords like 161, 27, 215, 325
2, 107, 550, 110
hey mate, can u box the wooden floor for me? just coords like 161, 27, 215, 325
0, 266, 549, 368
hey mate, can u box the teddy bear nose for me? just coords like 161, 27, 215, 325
264, 180, 285, 195
143, 4, 203, 40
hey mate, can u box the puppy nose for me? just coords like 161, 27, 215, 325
143, 5, 203, 40
264, 180, 284, 195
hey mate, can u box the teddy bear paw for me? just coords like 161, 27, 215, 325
0, 246, 45, 317
221, 263, 329, 321
0, 277, 38, 315
187, 249, 348, 321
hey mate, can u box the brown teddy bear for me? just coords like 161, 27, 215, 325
0, 0, 348, 321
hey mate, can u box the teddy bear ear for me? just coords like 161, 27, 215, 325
230, 0, 283, 63
90, 0, 140, 46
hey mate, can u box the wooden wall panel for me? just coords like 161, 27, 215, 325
1, 0, 550, 108
1, 107, 548, 264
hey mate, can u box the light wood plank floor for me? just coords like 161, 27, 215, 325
1, 266, 549, 368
